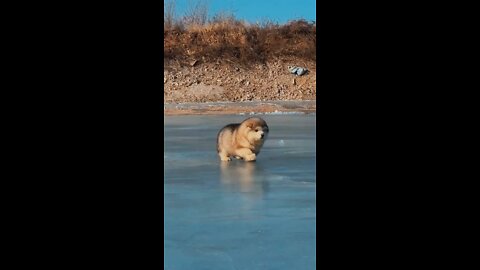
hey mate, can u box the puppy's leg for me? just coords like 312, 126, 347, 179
235, 148, 256, 162
219, 151, 231, 161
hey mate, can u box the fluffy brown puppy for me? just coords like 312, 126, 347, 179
217, 117, 269, 162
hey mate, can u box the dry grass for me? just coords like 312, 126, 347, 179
164, 1, 316, 65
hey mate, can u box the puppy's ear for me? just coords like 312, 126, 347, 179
246, 122, 254, 129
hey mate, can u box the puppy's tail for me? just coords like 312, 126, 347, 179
216, 129, 221, 153
216, 123, 240, 153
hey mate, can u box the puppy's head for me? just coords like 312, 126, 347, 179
241, 117, 269, 143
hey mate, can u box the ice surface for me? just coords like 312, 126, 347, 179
164, 115, 316, 270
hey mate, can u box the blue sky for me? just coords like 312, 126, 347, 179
168, 0, 316, 24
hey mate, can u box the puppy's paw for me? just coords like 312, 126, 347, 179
244, 153, 257, 162
220, 156, 232, 162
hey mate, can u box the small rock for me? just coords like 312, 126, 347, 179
292, 78, 296, 85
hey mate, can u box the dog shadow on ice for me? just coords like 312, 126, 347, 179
219, 161, 270, 197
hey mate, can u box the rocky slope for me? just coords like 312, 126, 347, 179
164, 56, 316, 103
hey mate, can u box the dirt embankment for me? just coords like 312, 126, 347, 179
163, 19, 316, 114
164, 57, 316, 103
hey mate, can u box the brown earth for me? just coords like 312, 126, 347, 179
163, 19, 316, 114
164, 56, 316, 104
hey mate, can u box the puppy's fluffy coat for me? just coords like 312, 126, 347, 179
217, 117, 269, 161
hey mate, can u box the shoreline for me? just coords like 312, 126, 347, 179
164, 100, 316, 116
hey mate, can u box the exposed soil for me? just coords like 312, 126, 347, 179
163, 20, 316, 114
164, 56, 316, 104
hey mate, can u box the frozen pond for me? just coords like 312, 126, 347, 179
164, 114, 316, 270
